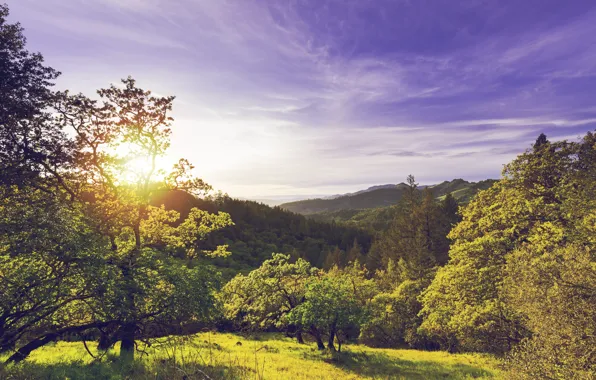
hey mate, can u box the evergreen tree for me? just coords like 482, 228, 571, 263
346, 238, 364, 265
533, 132, 549, 149
360, 176, 456, 349
441, 192, 460, 228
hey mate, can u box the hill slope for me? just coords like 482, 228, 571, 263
151, 191, 372, 276
280, 179, 497, 215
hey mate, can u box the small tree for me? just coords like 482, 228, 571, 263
222, 253, 317, 344
286, 264, 375, 351
360, 279, 432, 349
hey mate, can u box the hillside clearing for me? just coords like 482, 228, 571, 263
1, 333, 502, 379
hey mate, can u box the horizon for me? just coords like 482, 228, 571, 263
9, 0, 596, 198
244, 177, 497, 205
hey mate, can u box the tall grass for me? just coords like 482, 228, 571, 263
0, 333, 502, 379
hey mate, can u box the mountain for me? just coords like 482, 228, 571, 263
279, 179, 497, 215
242, 195, 330, 207
323, 184, 405, 200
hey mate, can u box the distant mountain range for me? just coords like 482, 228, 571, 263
279, 179, 497, 215
321, 184, 429, 200
240, 195, 331, 207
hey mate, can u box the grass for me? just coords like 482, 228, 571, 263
0, 333, 503, 379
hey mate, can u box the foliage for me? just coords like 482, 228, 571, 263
360, 279, 433, 349
0, 187, 104, 355
0, 4, 67, 189
285, 263, 377, 351
221, 253, 317, 342
205, 197, 372, 272
420, 131, 596, 373
505, 244, 596, 379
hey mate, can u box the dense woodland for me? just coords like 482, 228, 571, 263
152, 191, 373, 277
1, 5, 595, 379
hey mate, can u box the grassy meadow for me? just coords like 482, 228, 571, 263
0, 333, 502, 380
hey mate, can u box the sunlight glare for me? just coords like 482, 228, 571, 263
113, 143, 173, 185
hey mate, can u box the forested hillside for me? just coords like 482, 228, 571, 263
280, 179, 496, 215
152, 190, 372, 277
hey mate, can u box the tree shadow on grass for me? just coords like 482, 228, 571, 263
319, 350, 496, 380
0, 359, 240, 380
235, 332, 290, 342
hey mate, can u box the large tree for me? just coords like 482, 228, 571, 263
361, 176, 456, 349
45, 79, 233, 363
419, 134, 585, 354
0, 4, 233, 362
504, 132, 596, 378
3, 78, 234, 364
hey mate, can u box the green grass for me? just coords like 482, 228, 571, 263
0, 333, 503, 379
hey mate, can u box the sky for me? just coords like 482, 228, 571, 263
8, 0, 596, 200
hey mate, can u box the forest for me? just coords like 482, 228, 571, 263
1, 4, 595, 379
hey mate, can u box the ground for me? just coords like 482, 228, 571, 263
0, 333, 503, 379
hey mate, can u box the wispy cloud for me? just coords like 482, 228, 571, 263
8, 0, 596, 197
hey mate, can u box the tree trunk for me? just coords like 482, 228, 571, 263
119, 218, 141, 363
120, 264, 136, 363
447, 335, 458, 354
296, 331, 304, 344
315, 335, 325, 350
327, 331, 336, 351
120, 324, 135, 363
5, 321, 115, 364
6, 333, 58, 363
310, 327, 325, 350
327, 322, 337, 352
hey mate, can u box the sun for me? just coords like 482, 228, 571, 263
112, 144, 173, 185
120, 155, 153, 183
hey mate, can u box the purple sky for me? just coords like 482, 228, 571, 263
8, 0, 596, 198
